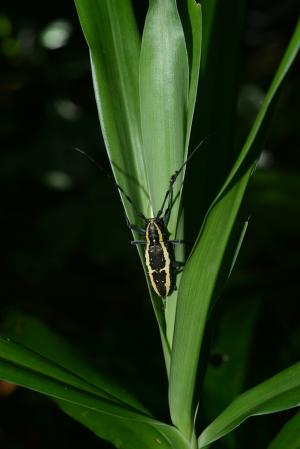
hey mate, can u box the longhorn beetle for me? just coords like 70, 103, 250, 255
74, 138, 207, 298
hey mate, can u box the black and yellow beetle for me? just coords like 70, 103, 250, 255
122, 177, 184, 298
75, 140, 205, 298
107, 142, 205, 298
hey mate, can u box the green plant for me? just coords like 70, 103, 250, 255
0, 1, 299, 448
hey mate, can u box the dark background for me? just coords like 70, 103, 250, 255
0, 0, 299, 448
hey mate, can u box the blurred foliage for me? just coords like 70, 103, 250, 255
0, 0, 299, 448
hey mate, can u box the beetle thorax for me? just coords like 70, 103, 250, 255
146, 219, 165, 245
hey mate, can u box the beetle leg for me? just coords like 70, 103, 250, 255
129, 225, 146, 234
163, 206, 171, 226
172, 260, 184, 273
125, 216, 145, 234
131, 240, 147, 245
169, 239, 184, 245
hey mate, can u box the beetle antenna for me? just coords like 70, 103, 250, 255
156, 135, 210, 218
73, 147, 147, 221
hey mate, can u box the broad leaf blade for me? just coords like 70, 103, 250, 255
58, 401, 191, 449
169, 176, 250, 439
169, 17, 300, 439
266, 410, 300, 449
74, 0, 146, 215
186, 0, 202, 146
0, 336, 111, 401
139, 0, 189, 355
198, 362, 300, 447
1, 310, 149, 413
0, 335, 151, 413
0, 336, 189, 449
177, 0, 202, 149
139, 0, 189, 222
0, 350, 149, 420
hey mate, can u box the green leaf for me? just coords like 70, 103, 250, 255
169, 176, 250, 439
169, 16, 300, 440
139, 0, 189, 224
0, 336, 191, 449
187, 0, 202, 139
266, 410, 300, 449
0, 310, 149, 413
0, 338, 148, 419
176, 0, 202, 150
57, 401, 191, 449
74, 0, 146, 215
0, 336, 112, 401
198, 362, 300, 447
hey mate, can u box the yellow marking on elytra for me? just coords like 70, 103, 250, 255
153, 221, 171, 295
160, 243, 171, 295
145, 247, 161, 296
145, 220, 160, 296
145, 221, 151, 245
144, 219, 171, 297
